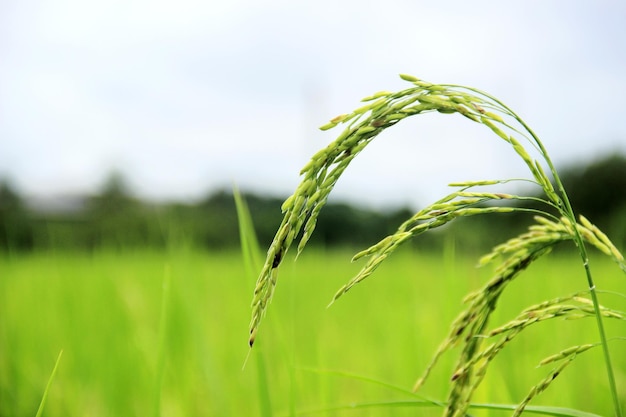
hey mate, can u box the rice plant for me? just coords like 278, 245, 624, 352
247, 74, 625, 416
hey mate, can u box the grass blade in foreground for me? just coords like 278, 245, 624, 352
297, 369, 604, 417
296, 401, 604, 417
35, 350, 63, 417
234, 185, 263, 277
152, 266, 170, 417
234, 188, 274, 417
248, 74, 625, 416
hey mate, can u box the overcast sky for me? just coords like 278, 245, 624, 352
1, 0, 625, 209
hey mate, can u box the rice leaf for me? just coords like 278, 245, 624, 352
35, 350, 63, 417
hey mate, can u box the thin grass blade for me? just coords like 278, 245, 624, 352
35, 350, 63, 417
234, 186, 274, 416
234, 185, 263, 274
152, 265, 171, 417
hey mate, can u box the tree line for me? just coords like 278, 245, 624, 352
1, 154, 625, 253
0, 172, 415, 252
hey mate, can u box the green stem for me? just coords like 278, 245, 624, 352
517, 125, 621, 417
551, 179, 622, 417
446, 83, 621, 416
483, 93, 622, 417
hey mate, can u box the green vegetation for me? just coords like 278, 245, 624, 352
0, 175, 417, 253
1, 155, 626, 253
2, 74, 626, 416
249, 75, 626, 416
1, 249, 624, 416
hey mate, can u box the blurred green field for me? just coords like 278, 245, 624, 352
1, 247, 625, 416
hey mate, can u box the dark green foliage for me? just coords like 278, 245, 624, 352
307, 204, 401, 247
0, 180, 34, 251
0, 176, 415, 251
559, 154, 626, 247
84, 172, 157, 248
560, 154, 626, 222
1, 153, 625, 252
449, 154, 626, 252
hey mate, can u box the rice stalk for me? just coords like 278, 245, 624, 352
247, 74, 625, 416
537, 344, 598, 367
512, 355, 577, 417
248, 75, 577, 345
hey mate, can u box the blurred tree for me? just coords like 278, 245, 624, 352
0, 179, 33, 251
559, 153, 626, 247
312, 203, 387, 247
86, 171, 160, 248
559, 154, 626, 224
196, 191, 283, 248
5, 153, 623, 252
92, 171, 133, 209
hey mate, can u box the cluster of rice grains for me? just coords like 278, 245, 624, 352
248, 75, 625, 415
416, 213, 625, 416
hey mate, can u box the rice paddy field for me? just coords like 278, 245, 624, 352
1, 246, 625, 416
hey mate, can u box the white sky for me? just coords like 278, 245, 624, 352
1, 0, 625, 209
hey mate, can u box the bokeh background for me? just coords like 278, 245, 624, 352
1, 1, 626, 416
2, 0, 626, 252
1, 0, 626, 208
